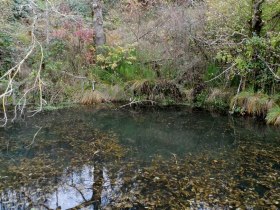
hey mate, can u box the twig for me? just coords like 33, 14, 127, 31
66, 183, 88, 202
61, 71, 87, 79
229, 76, 243, 114
205, 63, 236, 83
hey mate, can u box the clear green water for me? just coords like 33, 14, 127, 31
0, 106, 279, 209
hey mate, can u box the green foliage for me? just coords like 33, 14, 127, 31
271, 94, 280, 104
213, 35, 279, 93
194, 91, 208, 108
12, 0, 30, 19
262, 0, 280, 32
95, 45, 156, 84
119, 63, 156, 81
96, 45, 137, 72
48, 40, 67, 58
207, 0, 280, 95
67, 0, 92, 17
209, 98, 228, 111
238, 36, 278, 92
43, 40, 67, 80
206, 88, 232, 111
92, 66, 124, 85
204, 63, 220, 82
0, 32, 13, 75
215, 51, 233, 63
159, 61, 179, 80
193, 88, 231, 111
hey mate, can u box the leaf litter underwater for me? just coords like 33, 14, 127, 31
0, 107, 279, 209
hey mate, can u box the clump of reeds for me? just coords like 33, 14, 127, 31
230, 91, 274, 117
266, 106, 280, 126
80, 90, 107, 105
128, 79, 153, 96
182, 88, 194, 103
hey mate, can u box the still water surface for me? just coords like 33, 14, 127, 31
0, 106, 279, 209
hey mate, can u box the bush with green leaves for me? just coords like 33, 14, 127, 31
0, 32, 13, 76
206, 0, 280, 94
95, 45, 156, 84
12, 0, 30, 19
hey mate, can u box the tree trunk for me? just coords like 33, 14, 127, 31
251, 0, 264, 92
92, 0, 105, 49
251, 0, 264, 36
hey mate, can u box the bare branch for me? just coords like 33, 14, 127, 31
257, 55, 280, 81
205, 63, 236, 83
0, 0, 44, 126
119, 99, 157, 109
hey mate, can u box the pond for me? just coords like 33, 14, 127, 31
0, 105, 279, 209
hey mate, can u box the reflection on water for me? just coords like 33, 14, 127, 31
0, 165, 124, 209
47, 165, 94, 209
0, 106, 279, 209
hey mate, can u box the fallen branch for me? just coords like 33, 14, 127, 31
119, 99, 157, 109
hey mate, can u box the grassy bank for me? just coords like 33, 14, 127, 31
64, 79, 280, 126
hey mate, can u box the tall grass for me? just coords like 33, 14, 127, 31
91, 63, 156, 86
118, 63, 156, 81
91, 67, 124, 85
230, 91, 274, 116
182, 89, 194, 103
80, 90, 107, 105
266, 106, 280, 126
127, 79, 182, 102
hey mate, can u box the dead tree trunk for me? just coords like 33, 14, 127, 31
92, 0, 105, 49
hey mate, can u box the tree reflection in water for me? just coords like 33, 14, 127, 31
1, 165, 127, 210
